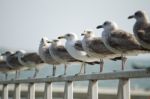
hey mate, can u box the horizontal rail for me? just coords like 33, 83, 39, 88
0, 70, 149, 84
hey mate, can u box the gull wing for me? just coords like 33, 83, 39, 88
56, 46, 78, 62
87, 37, 113, 53
22, 52, 44, 64
108, 30, 142, 50
136, 24, 150, 43
7, 54, 23, 67
74, 40, 84, 51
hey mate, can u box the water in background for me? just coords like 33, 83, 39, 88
0, 48, 150, 90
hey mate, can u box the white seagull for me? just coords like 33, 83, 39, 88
15, 50, 44, 78
128, 10, 150, 49
96, 21, 149, 70
39, 37, 60, 76
81, 29, 121, 72
49, 39, 79, 76
58, 33, 99, 74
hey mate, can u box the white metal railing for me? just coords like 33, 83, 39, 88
0, 69, 150, 99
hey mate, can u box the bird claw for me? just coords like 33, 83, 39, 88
113, 70, 121, 72
28, 76, 36, 79
74, 74, 79, 76
58, 74, 66, 77
46, 76, 52, 78
74, 73, 84, 76
91, 72, 98, 74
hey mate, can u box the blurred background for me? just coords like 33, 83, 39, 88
0, 0, 150, 99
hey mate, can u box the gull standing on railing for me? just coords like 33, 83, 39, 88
15, 50, 44, 78
1, 51, 26, 79
96, 21, 150, 70
81, 29, 121, 72
58, 33, 99, 75
0, 57, 16, 80
128, 10, 150, 49
49, 39, 79, 76
39, 37, 60, 76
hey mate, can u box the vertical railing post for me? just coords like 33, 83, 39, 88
28, 83, 35, 99
2, 84, 8, 99
64, 81, 73, 99
14, 83, 21, 99
44, 82, 52, 99
87, 80, 98, 99
117, 78, 130, 99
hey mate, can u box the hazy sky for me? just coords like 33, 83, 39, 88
0, 0, 150, 52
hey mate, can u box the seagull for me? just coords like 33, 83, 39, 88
81, 29, 121, 72
96, 21, 149, 70
15, 50, 44, 78
1, 51, 26, 79
0, 59, 14, 80
128, 10, 150, 49
39, 37, 60, 76
49, 39, 78, 76
58, 33, 99, 74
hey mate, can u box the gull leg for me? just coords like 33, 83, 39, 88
75, 62, 84, 76
100, 59, 104, 72
58, 64, 67, 77
18, 71, 20, 79
83, 62, 86, 74
53, 65, 56, 76
121, 54, 127, 70
5, 73, 8, 80
15, 71, 18, 79
80, 62, 84, 74
64, 64, 67, 75
15, 70, 20, 79
33, 68, 39, 78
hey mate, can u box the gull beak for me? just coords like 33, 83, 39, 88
81, 33, 85, 36
58, 36, 65, 39
96, 25, 103, 29
47, 41, 52, 43
128, 15, 134, 19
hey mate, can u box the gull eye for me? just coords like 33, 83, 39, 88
135, 12, 139, 16
67, 34, 71, 36
135, 11, 143, 17
104, 22, 108, 26
46, 40, 50, 43
53, 40, 58, 42
87, 31, 91, 34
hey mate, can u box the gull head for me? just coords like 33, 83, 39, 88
81, 29, 95, 38
97, 21, 118, 31
58, 33, 78, 41
51, 39, 62, 46
128, 10, 149, 22
1, 51, 14, 57
40, 37, 51, 46
15, 50, 26, 57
